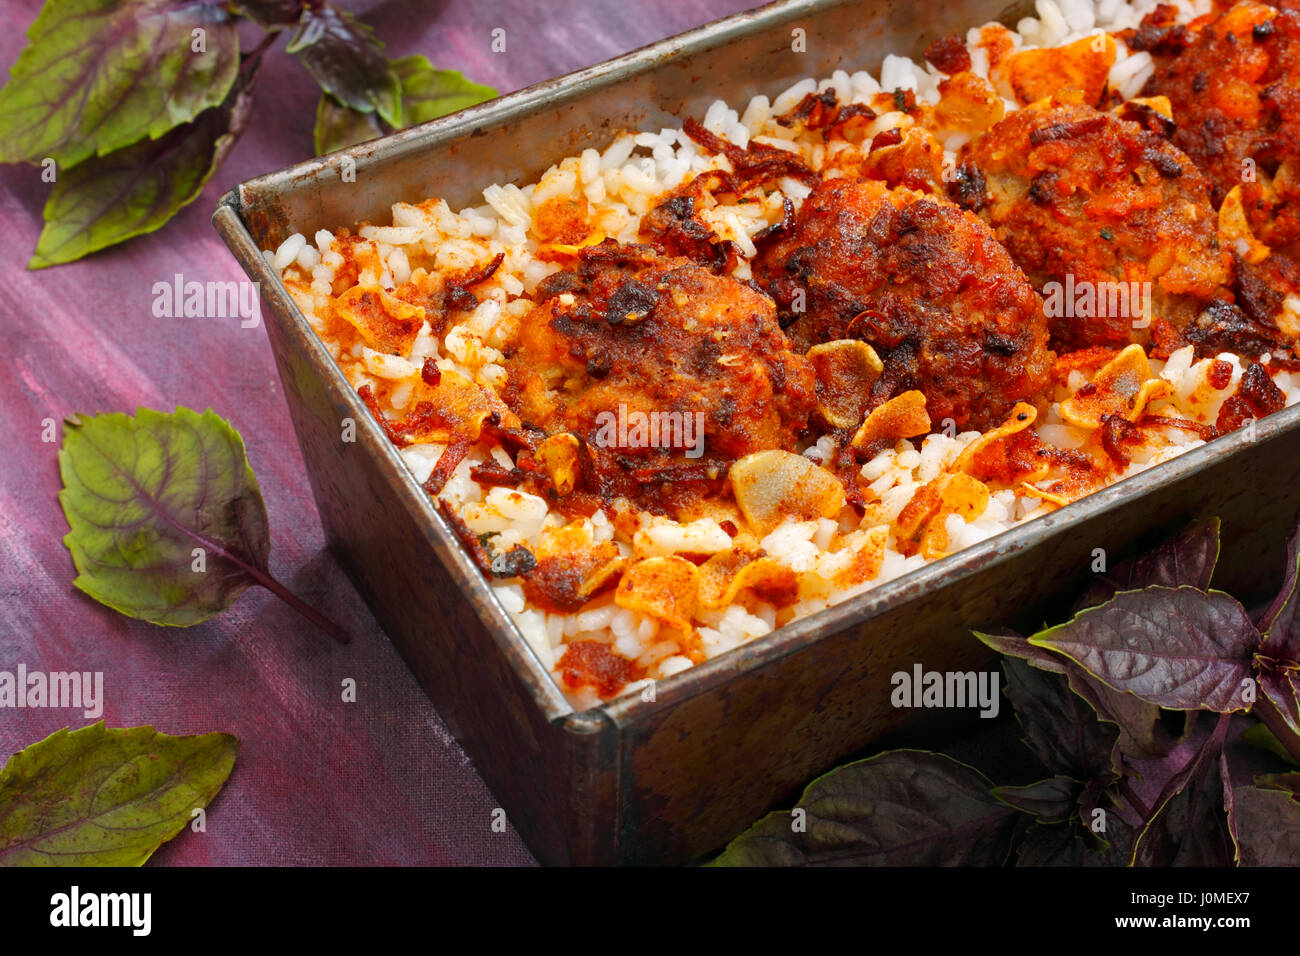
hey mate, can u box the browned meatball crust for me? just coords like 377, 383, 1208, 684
956, 99, 1255, 353
1136, 1, 1300, 255
504, 242, 816, 503
754, 177, 1054, 431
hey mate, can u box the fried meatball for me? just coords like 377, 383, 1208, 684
957, 99, 1238, 351
1138, 1, 1300, 254
504, 242, 815, 501
753, 177, 1053, 432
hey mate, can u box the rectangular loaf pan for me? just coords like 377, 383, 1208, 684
214, 0, 1300, 864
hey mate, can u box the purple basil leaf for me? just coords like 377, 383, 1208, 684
29, 52, 258, 267
1073, 780, 1137, 862
1075, 517, 1220, 612
1029, 587, 1259, 712
974, 628, 1058, 667
1259, 672, 1300, 737
1220, 748, 1240, 860
1091, 686, 1181, 759
1016, 814, 1134, 866
1225, 785, 1300, 865
1252, 771, 1300, 797
1132, 759, 1234, 866
1133, 780, 1232, 868
1124, 719, 1210, 821
1015, 822, 1088, 866
230, 0, 305, 29
1001, 656, 1120, 784
1131, 715, 1233, 865
1135, 714, 1226, 822
977, 628, 1178, 759
1239, 722, 1300, 767
1258, 512, 1300, 662
286, 6, 401, 127
1085, 812, 1136, 866
709, 751, 1019, 866
993, 777, 1081, 823
1076, 778, 1114, 850
975, 628, 1061, 669
0, 0, 239, 167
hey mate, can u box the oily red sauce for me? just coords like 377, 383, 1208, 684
924, 35, 973, 74
1208, 359, 1234, 391
1099, 413, 1143, 468
1140, 413, 1218, 441
964, 425, 1051, 485
1217, 361, 1286, 432
522, 543, 621, 613
558, 641, 645, 697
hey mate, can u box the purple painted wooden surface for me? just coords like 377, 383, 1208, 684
0, 0, 756, 866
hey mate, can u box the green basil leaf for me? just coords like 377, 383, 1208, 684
58, 407, 270, 626
391, 55, 496, 126
0, 722, 237, 866
288, 6, 401, 127
30, 64, 256, 268
312, 55, 496, 156
709, 750, 1019, 866
313, 93, 383, 156
0, 0, 239, 167
1028, 587, 1259, 713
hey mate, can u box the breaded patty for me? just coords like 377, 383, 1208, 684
504, 242, 816, 500
753, 177, 1054, 432
957, 99, 1239, 352
1137, 1, 1300, 255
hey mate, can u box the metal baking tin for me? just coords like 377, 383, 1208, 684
214, 0, 1300, 864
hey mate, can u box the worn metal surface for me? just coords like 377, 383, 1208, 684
215, 0, 1300, 864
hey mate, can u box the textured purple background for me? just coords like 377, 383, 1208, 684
0, 0, 756, 866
